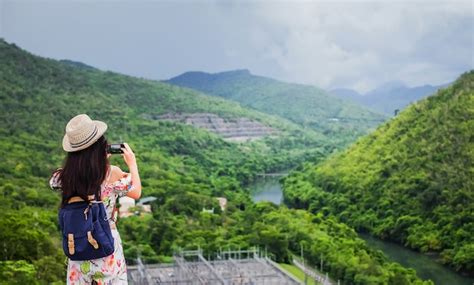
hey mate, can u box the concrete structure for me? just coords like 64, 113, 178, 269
216, 197, 227, 211
128, 248, 302, 285
119, 196, 136, 218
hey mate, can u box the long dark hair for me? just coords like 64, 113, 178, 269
56, 135, 109, 207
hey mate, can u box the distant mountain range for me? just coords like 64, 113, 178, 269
331, 81, 450, 115
167, 70, 386, 146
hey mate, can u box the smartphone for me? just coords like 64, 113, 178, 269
107, 143, 125, 154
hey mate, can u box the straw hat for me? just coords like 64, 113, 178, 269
62, 114, 108, 152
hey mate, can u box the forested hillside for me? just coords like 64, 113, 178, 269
167, 70, 386, 146
0, 39, 431, 284
284, 72, 474, 274
0, 40, 335, 181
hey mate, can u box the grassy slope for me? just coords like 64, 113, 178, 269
278, 263, 318, 285
167, 70, 386, 146
283, 71, 474, 273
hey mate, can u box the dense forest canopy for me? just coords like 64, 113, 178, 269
284, 72, 474, 274
0, 39, 434, 284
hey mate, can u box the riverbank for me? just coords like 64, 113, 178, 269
360, 233, 474, 285
250, 175, 474, 285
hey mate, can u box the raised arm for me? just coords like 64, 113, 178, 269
120, 143, 142, 200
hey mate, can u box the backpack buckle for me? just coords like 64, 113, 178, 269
87, 231, 99, 249
68, 233, 75, 255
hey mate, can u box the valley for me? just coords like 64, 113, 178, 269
250, 175, 474, 284
0, 38, 471, 285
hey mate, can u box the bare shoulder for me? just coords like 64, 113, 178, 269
108, 165, 125, 182
110, 165, 122, 173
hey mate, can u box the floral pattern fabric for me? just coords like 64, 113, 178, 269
67, 229, 126, 285
49, 167, 134, 285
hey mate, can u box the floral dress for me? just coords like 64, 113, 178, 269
49, 166, 134, 285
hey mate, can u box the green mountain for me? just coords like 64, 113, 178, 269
59, 59, 97, 70
0, 43, 335, 181
167, 69, 387, 146
283, 71, 474, 274
0, 39, 431, 285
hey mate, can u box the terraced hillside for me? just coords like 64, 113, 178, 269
167, 69, 387, 146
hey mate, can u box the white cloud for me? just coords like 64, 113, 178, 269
2, 0, 472, 92
242, 1, 473, 91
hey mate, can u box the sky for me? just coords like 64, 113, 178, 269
1, 0, 473, 93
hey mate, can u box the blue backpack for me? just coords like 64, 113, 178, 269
59, 197, 114, 260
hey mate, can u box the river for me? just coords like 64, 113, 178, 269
249, 175, 474, 285
249, 175, 285, 205
360, 233, 473, 285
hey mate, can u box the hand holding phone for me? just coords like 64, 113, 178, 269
121, 143, 137, 168
107, 143, 125, 154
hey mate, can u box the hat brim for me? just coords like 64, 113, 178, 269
62, 120, 108, 152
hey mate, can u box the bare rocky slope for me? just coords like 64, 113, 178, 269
145, 113, 277, 142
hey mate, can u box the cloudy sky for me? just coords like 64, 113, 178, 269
1, 0, 472, 92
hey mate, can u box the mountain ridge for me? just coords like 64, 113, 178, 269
167, 69, 387, 147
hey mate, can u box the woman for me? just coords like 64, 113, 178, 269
49, 114, 142, 285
